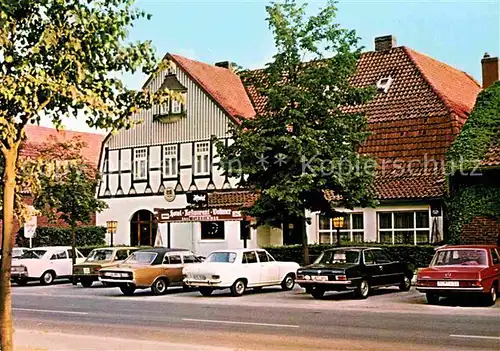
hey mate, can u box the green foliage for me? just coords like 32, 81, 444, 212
447, 81, 500, 172
264, 244, 436, 269
446, 81, 500, 243
446, 185, 500, 243
215, 0, 375, 228
16, 226, 106, 247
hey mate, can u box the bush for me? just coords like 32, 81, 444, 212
16, 226, 106, 248
263, 243, 437, 269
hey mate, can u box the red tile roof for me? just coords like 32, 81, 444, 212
22, 125, 104, 166
169, 54, 256, 123
244, 46, 481, 200
208, 191, 258, 208
482, 142, 500, 168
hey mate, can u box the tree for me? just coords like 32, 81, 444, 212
33, 136, 108, 267
0, 1, 172, 349
216, 0, 375, 264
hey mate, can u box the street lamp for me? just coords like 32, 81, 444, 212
332, 216, 345, 247
106, 220, 118, 247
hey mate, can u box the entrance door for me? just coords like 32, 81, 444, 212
130, 210, 158, 246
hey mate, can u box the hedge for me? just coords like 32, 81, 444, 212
16, 226, 106, 248
263, 244, 437, 269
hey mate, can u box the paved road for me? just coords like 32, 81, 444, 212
12, 282, 500, 350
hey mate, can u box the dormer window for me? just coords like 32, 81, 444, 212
153, 72, 187, 123
376, 76, 393, 93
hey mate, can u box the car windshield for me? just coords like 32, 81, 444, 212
205, 252, 237, 263
21, 250, 46, 259
86, 249, 114, 262
315, 250, 360, 265
123, 252, 157, 265
431, 249, 488, 266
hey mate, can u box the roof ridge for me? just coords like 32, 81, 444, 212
26, 124, 105, 137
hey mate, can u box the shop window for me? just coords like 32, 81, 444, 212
377, 210, 430, 245
201, 221, 225, 240
318, 213, 364, 244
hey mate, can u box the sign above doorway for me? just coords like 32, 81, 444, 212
155, 208, 243, 223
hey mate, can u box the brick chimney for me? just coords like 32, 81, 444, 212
215, 61, 236, 71
375, 35, 397, 52
481, 53, 499, 88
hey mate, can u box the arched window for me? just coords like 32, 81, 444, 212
130, 210, 157, 246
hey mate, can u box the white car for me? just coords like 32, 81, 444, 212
11, 246, 85, 285
183, 248, 300, 297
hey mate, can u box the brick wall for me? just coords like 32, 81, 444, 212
460, 216, 500, 245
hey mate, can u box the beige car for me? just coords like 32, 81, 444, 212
98, 248, 201, 295
73, 247, 138, 287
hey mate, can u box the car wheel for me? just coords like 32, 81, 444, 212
199, 287, 214, 296
281, 274, 295, 291
426, 292, 440, 304
151, 278, 169, 295
483, 284, 497, 306
311, 288, 325, 299
15, 278, 28, 286
80, 279, 93, 288
399, 275, 411, 291
119, 285, 136, 296
230, 279, 246, 297
40, 271, 55, 285
355, 279, 370, 299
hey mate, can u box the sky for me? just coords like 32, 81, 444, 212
41, 0, 500, 133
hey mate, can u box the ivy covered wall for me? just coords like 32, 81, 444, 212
446, 82, 500, 244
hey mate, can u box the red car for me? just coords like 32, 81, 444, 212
416, 245, 500, 306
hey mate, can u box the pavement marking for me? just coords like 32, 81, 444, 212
13, 308, 88, 315
450, 334, 500, 340
182, 318, 299, 328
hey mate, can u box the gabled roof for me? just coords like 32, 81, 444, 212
168, 54, 256, 122
22, 125, 104, 166
243, 46, 481, 200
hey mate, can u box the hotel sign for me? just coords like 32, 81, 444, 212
155, 208, 243, 222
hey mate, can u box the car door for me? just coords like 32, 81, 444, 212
372, 249, 399, 285
242, 251, 261, 287
363, 250, 384, 286
489, 249, 500, 280
257, 250, 280, 284
164, 252, 184, 284
51, 250, 70, 276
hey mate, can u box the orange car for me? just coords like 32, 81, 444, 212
98, 248, 201, 295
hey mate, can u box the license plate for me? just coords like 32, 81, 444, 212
312, 276, 328, 282
83, 268, 90, 274
194, 275, 205, 280
437, 281, 459, 287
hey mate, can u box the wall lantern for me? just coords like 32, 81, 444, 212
332, 216, 345, 247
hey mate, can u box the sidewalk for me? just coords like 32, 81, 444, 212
15, 329, 234, 351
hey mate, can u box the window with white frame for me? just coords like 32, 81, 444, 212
377, 211, 430, 245
171, 99, 182, 114
163, 145, 177, 177
195, 142, 210, 175
133, 148, 147, 180
318, 213, 364, 244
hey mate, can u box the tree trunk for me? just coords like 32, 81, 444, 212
71, 222, 77, 285
301, 216, 309, 265
1, 150, 18, 351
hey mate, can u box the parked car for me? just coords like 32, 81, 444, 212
296, 247, 413, 299
183, 248, 300, 297
98, 248, 201, 295
416, 245, 500, 306
73, 247, 138, 287
10, 246, 86, 285
13, 247, 29, 260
